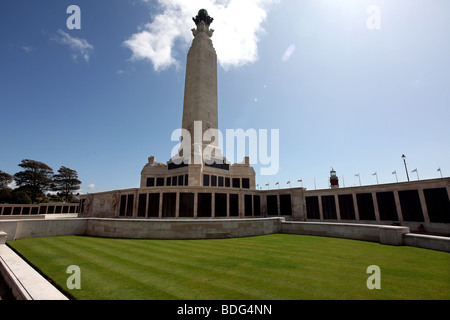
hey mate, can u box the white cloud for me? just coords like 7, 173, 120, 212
124, 0, 278, 71
7, 180, 17, 189
51, 29, 94, 62
78, 183, 96, 195
22, 45, 33, 53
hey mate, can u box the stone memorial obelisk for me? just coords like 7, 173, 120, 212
181, 9, 220, 163
141, 9, 255, 188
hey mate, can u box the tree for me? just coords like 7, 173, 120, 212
51, 166, 81, 203
0, 170, 13, 188
13, 159, 54, 203
0, 187, 12, 204
11, 188, 32, 204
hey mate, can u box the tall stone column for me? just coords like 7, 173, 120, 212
145, 194, 150, 219
276, 194, 280, 216
372, 192, 381, 222
158, 193, 163, 218
393, 190, 404, 223
352, 193, 360, 221
318, 195, 324, 221
211, 192, 216, 218
418, 189, 431, 225
141, 9, 255, 190
334, 194, 341, 221
175, 192, 180, 218
180, 9, 221, 164
193, 192, 198, 218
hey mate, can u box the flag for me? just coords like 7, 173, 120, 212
256, 184, 259, 187
392, 170, 396, 174
265, 183, 269, 186
412, 168, 417, 173
297, 179, 302, 182
287, 181, 290, 184
372, 172, 377, 176
275, 182, 279, 185
437, 168, 441, 172
355, 173, 359, 177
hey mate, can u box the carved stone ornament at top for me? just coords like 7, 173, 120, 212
192, 9, 214, 37
146, 155, 165, 168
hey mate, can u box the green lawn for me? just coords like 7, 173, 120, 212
7, 234, 450, 300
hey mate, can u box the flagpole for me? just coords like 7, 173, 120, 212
373, 172, 378, 184
355, 173, 361, 186
412, 169, 419, 180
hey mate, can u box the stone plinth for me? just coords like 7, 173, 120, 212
0, 231, 7, 244
85, 217, 284, 240
282, 221, 410, 246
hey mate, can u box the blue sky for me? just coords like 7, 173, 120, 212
1, 0, 449, 193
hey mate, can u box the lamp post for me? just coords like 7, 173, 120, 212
402, 154, 410, 182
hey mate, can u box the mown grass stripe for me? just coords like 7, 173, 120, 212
77, 236, 344, 299
86, 237, 294, 299
44, 237, 199, 299
10, 235, 440, 300
11, 237, 180, 299
7, 234, 450, 300
44, 236, 266, 299
11, 236, 317, 299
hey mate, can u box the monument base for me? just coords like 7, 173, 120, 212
140, 155, 256, 189
79, 185, 306, 221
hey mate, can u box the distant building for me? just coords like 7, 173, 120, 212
330, 168, 339, 189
